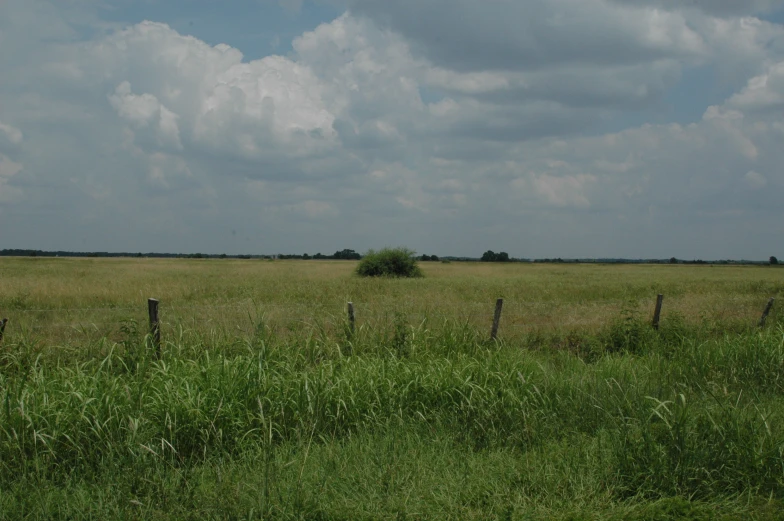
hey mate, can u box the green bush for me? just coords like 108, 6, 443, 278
602, 306, 653, 355
356, 248, 423, 278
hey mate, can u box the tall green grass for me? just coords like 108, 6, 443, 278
2, 318, 784, 519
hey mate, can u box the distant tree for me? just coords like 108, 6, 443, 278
481, 250, 511, 262
669, 257, 678, 264
771, 256, 779, 265
219, 253, 227, 259
333, 249, 361, 260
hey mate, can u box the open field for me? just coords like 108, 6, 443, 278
1, 257, 783, 347
2, 258, 784, 519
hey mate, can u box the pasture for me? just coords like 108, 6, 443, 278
1, 257, 784, 520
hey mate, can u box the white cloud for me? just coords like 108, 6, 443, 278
745, 170, 768, 188
726, 61, 784, 111
531, 173, 597, 208
109, 81, 183, 150
85, 21, 338, 162
697, 16, 784, 79
0, 122, 23, 146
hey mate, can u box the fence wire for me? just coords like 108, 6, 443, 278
0, 294, 778, 342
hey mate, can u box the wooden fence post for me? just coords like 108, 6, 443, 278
148, 298, 160, 357
347, 302, 355, 337
652, 294, 664, 330
490, 298, 504, 341
759, 298, 775, 328
0, 318, 7, 344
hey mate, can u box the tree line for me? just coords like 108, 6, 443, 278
0, 249, 779, 265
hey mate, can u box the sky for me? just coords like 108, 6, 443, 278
1, 0, 784, 259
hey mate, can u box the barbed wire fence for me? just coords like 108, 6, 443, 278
0, 294, 778, 354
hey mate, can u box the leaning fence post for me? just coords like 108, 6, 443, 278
347, 302, 355, 337
759, 298, 775, 328
652, 294, 664, 330
148, 298, 160, 357
490, 298, 504, 341
0, 318, 7, 344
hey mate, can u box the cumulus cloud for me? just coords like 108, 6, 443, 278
84, 21, 339, 163
109, 82, 183, 150
726, 61, 784, 111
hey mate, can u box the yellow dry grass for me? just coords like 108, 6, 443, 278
1, 257, 782, 346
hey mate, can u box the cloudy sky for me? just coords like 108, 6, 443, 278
1, 0, 784, 259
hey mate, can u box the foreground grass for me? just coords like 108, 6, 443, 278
2, 320, 784, 519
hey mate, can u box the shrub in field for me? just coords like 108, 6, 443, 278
356, 248, 423, 278
602, 306, 652, 354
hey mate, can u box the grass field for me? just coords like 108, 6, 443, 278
1, 257, 784, 519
